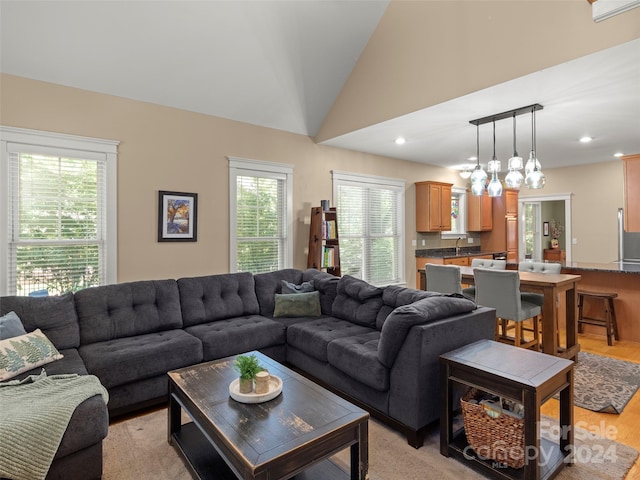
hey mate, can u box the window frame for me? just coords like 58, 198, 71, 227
332, 170, 406, 287
441, 186, 468, 239
0, 126, 118, 296
228, 157, 293, 273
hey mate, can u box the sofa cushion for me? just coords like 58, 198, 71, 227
78, 329, 203, 389
253, 269, 304, 316
0, 311, 27, 340
0, 329, 64, 381
302, 269, 340, 315
378, 294, 477, 368
281, 279, 315, 294
178, 272, 260, 327
0, 293, 80, 349
184, 315, 285, 361
331, 275, 383, 328
286, 317, 375, 363
376, 286, 435, 330
75, 280, 183, 345
326, 331, 388, 391
273, 291, 321, 318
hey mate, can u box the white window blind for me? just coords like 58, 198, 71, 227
229, 158, 293, 273
333, 171, 405, 286
1, 126, 118, 296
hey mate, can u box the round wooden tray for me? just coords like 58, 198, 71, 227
228, 375, 283, 404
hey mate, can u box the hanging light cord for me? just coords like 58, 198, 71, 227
476, 123, 480, 167
493, 119, 496, 159
512, 112, 517, 155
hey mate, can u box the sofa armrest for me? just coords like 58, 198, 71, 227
386, 306, 496, 431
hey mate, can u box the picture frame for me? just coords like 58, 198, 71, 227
158, 191, 198, 242
543, 221, 549, 236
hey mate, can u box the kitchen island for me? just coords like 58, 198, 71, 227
415, 248, 506, 288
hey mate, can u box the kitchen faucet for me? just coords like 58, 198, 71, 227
455, 237, 462, 256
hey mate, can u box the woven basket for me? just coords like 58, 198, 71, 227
460, 389, 526, 469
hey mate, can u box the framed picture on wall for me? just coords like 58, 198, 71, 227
543, 221, 549, 236
158, 191, 198, 242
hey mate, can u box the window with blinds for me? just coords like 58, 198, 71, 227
229, 158, 293, 273
333, 171, 405, 286
1, 127, 118, 296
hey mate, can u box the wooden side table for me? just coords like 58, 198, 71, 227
543, 249, 565, 262
440, 340, 574, 480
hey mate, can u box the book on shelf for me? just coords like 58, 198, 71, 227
322, 246, 335, 268
322, 220, 337, 240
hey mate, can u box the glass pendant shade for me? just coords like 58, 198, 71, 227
525, 168, 546, 189
505, 169, 524, 188
470, 165, 487, 190
508, 155, 523, 171
487, 171, 503, 197
487, 159, 501, 173
525, 150, 541, 175
471, 178, 486, 196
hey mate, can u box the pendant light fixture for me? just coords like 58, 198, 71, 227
505, 112, 524, 188
525, 106, 545, 189
486, 120, 503, 197
470, 123, 487, 196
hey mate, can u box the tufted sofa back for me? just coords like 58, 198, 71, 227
75, 279, 183, 344
331, 275, 383, 328
178, 272, 260, 327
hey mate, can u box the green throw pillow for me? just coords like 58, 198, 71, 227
273, 291, 321, 318
0, 329, 64, 381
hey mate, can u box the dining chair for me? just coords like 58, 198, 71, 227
461, 258, 506, 300
425, 263, 462, 294
474, 268, 541, 350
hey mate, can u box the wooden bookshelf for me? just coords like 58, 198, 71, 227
307, 206, 341, 276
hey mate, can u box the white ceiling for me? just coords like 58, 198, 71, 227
1, 1, 639, 172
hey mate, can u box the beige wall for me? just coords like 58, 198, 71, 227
1, 74, 465, 286
317, 1, 640, 142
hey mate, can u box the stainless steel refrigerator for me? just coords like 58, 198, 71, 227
618, 208, 640, 262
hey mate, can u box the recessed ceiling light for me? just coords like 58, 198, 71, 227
579, 136, 593, 143
395, 137, 406, 145
468, 156, 477, 161
614, 152, 624, 157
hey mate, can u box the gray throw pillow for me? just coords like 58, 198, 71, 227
273, 291, 321, 317
281, 279, 315, 294
0, 311, 27, 340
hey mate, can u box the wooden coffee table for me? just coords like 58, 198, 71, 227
168, 351, 369, 480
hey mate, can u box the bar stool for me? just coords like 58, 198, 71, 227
577, 290, 619, 346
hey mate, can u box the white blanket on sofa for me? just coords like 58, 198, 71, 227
0, 370, 108, 480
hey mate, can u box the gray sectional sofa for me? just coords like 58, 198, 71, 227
0, 268, 495, 479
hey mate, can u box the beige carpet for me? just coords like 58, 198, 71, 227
103, 408, 638, 480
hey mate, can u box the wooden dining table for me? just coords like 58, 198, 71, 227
457, 266, 582, 360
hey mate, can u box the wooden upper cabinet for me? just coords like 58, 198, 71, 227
467, 190, 493, 231
623, 154, 640, 232
416, 181, 452, 232
505, 189, 519, 217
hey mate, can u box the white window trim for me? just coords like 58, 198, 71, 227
228, 156, 294, 273
332, 170, 406, 286
441, 186, 468, 239
0, 126, 119, 295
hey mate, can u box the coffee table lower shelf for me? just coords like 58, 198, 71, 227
171, 422, 351, 480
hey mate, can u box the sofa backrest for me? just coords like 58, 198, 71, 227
331, 275, 383, 328
178, 272, 260, 327
0, 293, 80, 350
375, 285, 435, 330
253, 269, 304, 316
75, 279, 183, 344
302, 269, 340, 315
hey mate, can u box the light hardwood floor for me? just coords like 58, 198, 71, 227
541, 333, 640, 480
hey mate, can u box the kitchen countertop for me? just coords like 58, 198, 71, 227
415, 248, 506, 259
504, 260, 640, 275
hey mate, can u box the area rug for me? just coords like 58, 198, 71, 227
574, 351, 640, 414
103, 408, 638, 480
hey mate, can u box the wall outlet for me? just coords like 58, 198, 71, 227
572, 238, 578, 245
303, 247, 309, 254
411, 239, 417, 247
468, 237, 474, 243
303, 216, 311, 225
421, 239, 426, 246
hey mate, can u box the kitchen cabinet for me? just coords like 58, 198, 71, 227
467, 191, 492, 231
480, 188, 519, 262
415, 181, 452, 232
623, 154, 640, 232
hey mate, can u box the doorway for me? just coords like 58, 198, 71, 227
518, 193, 572, 262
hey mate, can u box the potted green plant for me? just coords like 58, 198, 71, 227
233, 354, 263, 394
